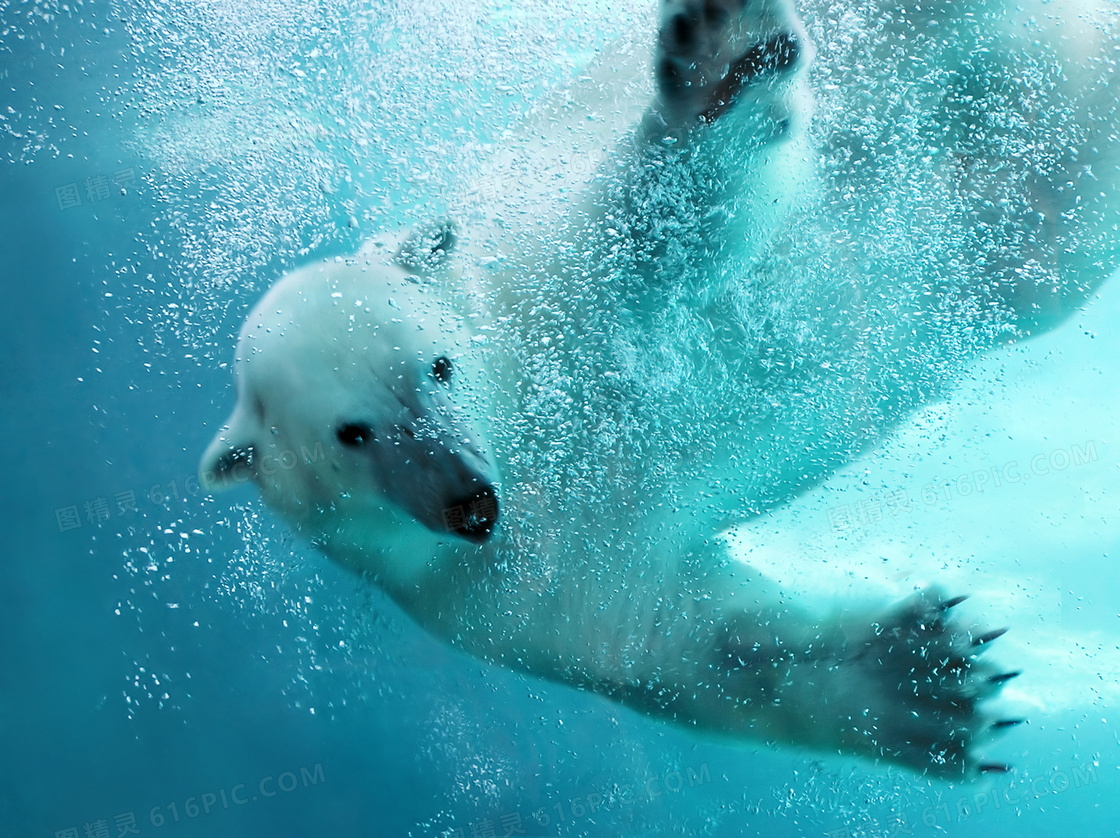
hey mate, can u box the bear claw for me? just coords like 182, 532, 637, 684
979, 762, 1013, 774
938, 594, 970, 611
973, 628, 1009, 647
988, 671, 1022, 684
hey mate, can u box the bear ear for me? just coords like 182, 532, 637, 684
395, 218, 457, 275
198, 408, 258, 493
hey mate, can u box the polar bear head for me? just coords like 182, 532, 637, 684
199, 223, 499, 568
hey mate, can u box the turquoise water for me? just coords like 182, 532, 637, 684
2, 1, 1118, 836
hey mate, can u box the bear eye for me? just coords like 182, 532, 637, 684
336, 423, 376, 447
431, 356, 453, 385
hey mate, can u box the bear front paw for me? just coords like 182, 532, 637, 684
655, 0, 808, 126
844, 590, 1022, 778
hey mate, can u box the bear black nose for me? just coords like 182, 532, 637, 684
443, 485, 499, 543
337, 423, 376, 447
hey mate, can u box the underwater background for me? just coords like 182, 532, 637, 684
2, 0, 1118, 836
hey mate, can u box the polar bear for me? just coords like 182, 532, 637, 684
200, 0, 1118, 778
